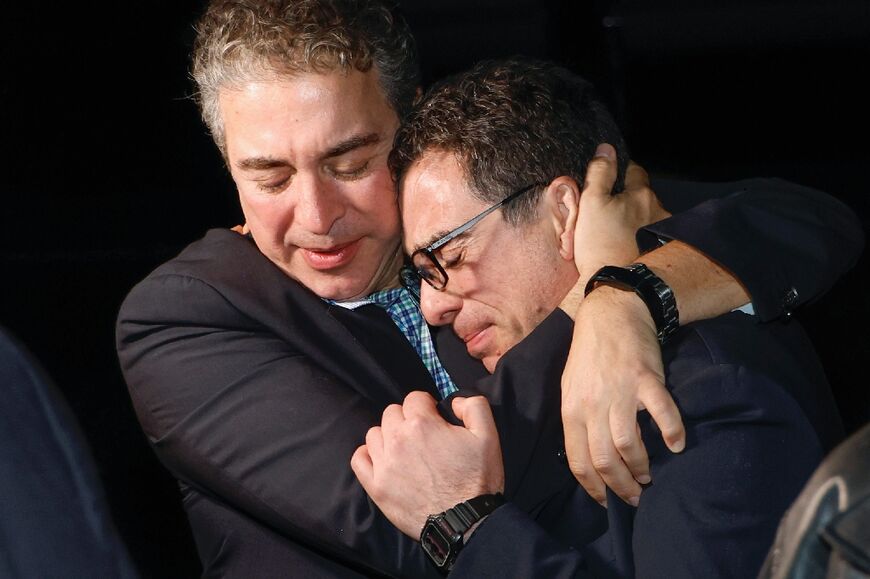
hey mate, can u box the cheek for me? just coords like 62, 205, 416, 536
238, 190, 291, 238
351, 178, 400, 237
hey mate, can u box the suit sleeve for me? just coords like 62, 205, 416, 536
447, 316, 836, 578
451, 503, 598, 578
628, 321, 832, 578
644, 177, 865, 321
439, 312, 609, 577
116, 272, 440, 579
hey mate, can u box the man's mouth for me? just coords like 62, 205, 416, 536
300, 239, 362, 271
462, 326, 491, 358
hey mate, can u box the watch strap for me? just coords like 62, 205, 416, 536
420, 493, 505, 572
585, 263, 680, 343
444, 493, 505, 532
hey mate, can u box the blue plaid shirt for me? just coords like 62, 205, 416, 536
326, 287, 458, 400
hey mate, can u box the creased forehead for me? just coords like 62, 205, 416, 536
400, 151, 486, 251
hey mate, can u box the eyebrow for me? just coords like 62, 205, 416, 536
323, 132, 381, 159
236, 156, 288, 171
235, 132, 382, 171
413, 229, 472, 254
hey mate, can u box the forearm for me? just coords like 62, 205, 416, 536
646, 177, 864, 320
559, 238, 748, 326
570, 177, 863, 325
637, 239, 749, 325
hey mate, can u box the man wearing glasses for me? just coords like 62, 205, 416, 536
352, 56, 848, 577
116, 0, 862, 576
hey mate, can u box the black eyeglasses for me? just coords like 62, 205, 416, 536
403, 182, 542, 293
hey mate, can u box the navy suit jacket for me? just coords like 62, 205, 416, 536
116, 178, 862, 577
444, 310, 844, 578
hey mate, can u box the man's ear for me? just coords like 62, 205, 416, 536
542, 176, 581, 262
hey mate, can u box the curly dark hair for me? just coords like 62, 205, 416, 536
391, 56, 629, 225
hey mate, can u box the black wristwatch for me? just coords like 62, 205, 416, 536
420, 493, 505, 573
585, 263, 680, 343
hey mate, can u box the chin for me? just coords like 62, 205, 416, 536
298, 272, 371, 301
482, 355, 501, 374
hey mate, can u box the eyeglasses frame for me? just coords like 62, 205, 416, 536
403, 182, 543, 295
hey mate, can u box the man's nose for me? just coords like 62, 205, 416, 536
419, 282, 462, 326
294, 174, 346, 235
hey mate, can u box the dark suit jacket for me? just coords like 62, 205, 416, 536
445, 310, 844, 578
116, 178, 862, 577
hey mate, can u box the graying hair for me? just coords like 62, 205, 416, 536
191, 0, 419, 158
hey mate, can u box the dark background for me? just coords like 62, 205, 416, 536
1, 1, 867, 576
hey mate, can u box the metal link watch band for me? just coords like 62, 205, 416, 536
585, 263, 680, 343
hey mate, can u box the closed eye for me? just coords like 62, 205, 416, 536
440, 248, 465, 269
328, 160, 370, 181
256, 176, 292, 193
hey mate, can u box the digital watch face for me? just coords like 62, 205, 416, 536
421, 517, 458, 569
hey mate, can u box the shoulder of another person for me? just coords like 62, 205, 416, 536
660, 312, 829, 424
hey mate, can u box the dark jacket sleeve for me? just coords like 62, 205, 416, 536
438, 312, 610, 576
645, 177, 865, 321
116, 266, 440, 579
447, 315, 839, 578
450, 503, 598, 579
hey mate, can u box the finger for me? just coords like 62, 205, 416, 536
636, 421, 649, 479
451, 396, 497, 439
588, 411, 642, 506
623, 162, 669, 223
582, 143, 618, 199
609, 401, 651, 485
624, 161, 650, 189
401, 390, 439, 417
380, 404, 405, 439
642, 381, 686, 453
564, 420, 607, 506
365, 426, 384, 462
350, 445, 374, 490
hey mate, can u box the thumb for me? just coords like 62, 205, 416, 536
452, 396, 497, 438
583, 143, 618, 199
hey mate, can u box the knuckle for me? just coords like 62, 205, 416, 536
404, 391, 427, 405
382, 403, 400, 420
566, 458, 589, 481
561, 399, 586, 421
468, 395, 488, 408
590, 454, 614, 473
662, 423, 685, 439
613, 433, 635, 452
403, 414, 427, 435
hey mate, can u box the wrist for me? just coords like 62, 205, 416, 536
420, 493, 505, 573
589, 283, 656, 327
585, 263, 680, 343
558, 277, 585, 320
